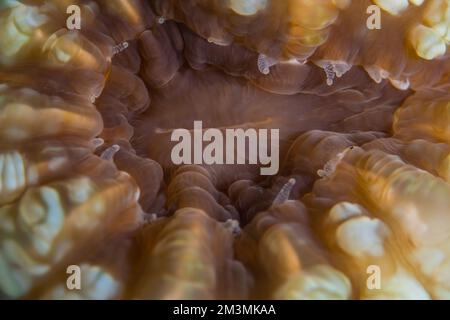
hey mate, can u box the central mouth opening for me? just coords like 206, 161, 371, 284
93, 18, 412, 222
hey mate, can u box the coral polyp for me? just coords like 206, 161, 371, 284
0, 0, 449, 300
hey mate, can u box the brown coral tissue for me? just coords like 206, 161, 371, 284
0, 0, 449, 301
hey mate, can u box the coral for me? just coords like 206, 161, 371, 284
0, 0, 449, 300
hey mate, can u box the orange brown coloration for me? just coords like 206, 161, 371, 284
0, 0, 449, 300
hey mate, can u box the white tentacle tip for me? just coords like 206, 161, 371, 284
100, 144, 120, 161
91, 138, 104, 149
272, 178, 296, 206
257, 53, 277, 75
112, 42, 129, 55
223, 219, 241, 237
